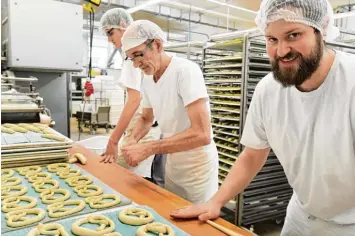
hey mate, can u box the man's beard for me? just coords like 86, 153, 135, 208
271, 34, 323, 88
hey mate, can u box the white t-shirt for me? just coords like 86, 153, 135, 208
241, 51, 355, 223
142, 56, 213, 139
119, 59, 142, 92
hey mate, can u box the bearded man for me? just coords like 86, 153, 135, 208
171, 0, 355, 235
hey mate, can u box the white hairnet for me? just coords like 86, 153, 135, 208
255, 0, 340, 41
100, 8, 133, 30
121, 20, 167, 52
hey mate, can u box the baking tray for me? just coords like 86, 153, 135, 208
1, 158, 68, 169
1, 127, 73, 150
1, 145, 72, 154
3, 206, 189, 236
1, 164, 132, 233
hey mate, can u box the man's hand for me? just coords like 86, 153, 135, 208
170, 200, 222, 221
121, 143, 151, 167
100, 139, 118, 164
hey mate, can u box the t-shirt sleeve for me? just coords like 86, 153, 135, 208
177, 61, 209, 107
142, 85, 152, 109
240, 84, 270, 149
119, 60, 142, 91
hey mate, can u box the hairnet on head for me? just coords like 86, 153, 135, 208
100, 8, 133, 30
255, 0, 339, 41
121, 20, 167, 52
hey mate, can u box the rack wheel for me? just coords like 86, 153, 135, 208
90, 129, 95, 135
79, 127, 83, 133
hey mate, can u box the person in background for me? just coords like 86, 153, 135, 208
99, 8, 157, 178
119, 20, 219, 204
171, 0, 355, 235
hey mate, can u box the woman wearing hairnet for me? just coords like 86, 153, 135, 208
171, 0, 355, 235
99, 8, 157, 178
119, 20, 219, 204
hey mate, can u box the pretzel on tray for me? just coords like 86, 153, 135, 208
5, 208, 45, 228
1, 196, 37, 213
71, 215, 120, 236
27, 223, 69, 236
32, 179, 60, 193
85, 194, 120, 209
136, 222, 175, 236
47, 200, 86, 218
40, 189, 71, 204
74, 185, 103, 197
118, 207, 154, 226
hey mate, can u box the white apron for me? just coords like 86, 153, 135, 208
164, 141, 219, 204
115, 103, 158, 178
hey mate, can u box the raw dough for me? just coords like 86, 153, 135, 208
118, 208, 154, 226
70, 153, 87, 165
68, 157, 78, 164
74, 185, 103, 197
2, 196, 37, 213
1, 177, 22, 186
1, 127, 15, 134
58, 169, 81, 179
40, 189, 71, 204
47, 199, 85, 218
71, 215, 117, 236
27, 223, 69, 236
26, 172, 52, 183
41, 134, 65, 141
33, 179, 60, 193
1, 186, 28, 199
136, 222, 175, 236
5, 208, 45, 228
18, 124, 41, 133
1, 169, 15, 179
47, 163, 70, 173
17, 166, 42, 176
42, 129, 54, 135
85, 194, 121, 209
3, 123, 17, 128
11, 125, 28, 133
66, 176, 93, 187
32, 123, 48, 130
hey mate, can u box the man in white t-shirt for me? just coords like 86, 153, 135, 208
99, 8, 157, 177
120, 20, 219, 204
171, 0, 355, 235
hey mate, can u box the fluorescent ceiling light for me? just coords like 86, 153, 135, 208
127, 0, 167, 13
207, 0, 257, 15
334, 11, 355, 19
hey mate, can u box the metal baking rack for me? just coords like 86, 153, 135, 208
164, 41, 204, 68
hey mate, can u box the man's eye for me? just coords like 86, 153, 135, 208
288, 33, 300, 39
267, 37, 277, 43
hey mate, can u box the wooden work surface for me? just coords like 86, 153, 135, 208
70, 145, 253, 236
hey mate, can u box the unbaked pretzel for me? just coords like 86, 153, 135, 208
40, 189, 71, 204
58, 169, 81, 179
85, 194, 121, 209
17, 166, 41, 176
1, 196, 37, 213
1, 169, 15, 179
32, 179, 60, 193
27, 223, 69, 236
1, 177, 22, 186
26, 172, 52, 183
118, 207, 154, 226
47, 199, 86, 218
66, 176, 93, 187
71, 215, 119, 236
136, 222, 175, 236
74, 185, 103, 197
5, 208, 45, 228
1, 185, 28, 199
47, 163, 70, 173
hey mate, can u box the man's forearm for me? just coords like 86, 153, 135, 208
110, 100, 140, 143
210, 149, 268, 207
145, 127, 209, 155
130, 116, 153, 142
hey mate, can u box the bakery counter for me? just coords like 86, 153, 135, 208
70, 145, 254, 236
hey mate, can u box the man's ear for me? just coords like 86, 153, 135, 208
154, 39, 164, 52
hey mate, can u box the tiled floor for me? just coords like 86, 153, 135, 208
70, 118, 283, 236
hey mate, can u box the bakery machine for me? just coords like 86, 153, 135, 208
1, 72, 52, 125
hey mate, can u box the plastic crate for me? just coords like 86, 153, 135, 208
77, 136, 110, 154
